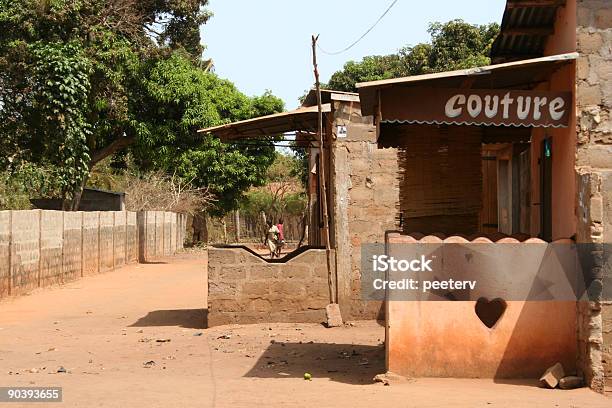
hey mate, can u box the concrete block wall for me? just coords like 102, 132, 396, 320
575, 0, 612, 394
82, 212, 100, 275
330, 100, 400, 320
136, 211, 185, 262
0, 211, 10, 298
10, 210, 40, 295
126, 212, 138, 264
63, 212, 83, 283
207, 247, 332, 326
0, 210, 185, 299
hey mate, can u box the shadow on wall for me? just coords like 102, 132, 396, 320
244, 342, 385, 385
130, 308, 208, 329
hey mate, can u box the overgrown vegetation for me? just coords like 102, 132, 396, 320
0, 0, 283, 212
324, 20, 500, 92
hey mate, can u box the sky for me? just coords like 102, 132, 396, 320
202, 0, 508, 109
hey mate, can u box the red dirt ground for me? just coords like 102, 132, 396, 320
0, 251, 609, 407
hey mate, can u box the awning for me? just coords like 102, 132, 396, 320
197, 104, 331, 140
356, 53, 578, 128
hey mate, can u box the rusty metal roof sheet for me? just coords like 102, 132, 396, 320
491, 0, 566, 61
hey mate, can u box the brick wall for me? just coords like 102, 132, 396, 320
575, 0, 612, 394
207, 247, 332, 326
330, 100, 400, 320
0, 210, 187, 299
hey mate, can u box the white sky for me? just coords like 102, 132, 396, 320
202, 0, 507, 109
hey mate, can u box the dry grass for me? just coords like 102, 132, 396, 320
121, 172, 213, 215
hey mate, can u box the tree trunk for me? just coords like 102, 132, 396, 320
234, 210, 241, 242
90, 135, 136, 166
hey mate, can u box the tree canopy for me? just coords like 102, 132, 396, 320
326, 20, 500, 92
0, 0, 283, 213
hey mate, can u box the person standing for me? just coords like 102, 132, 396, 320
266, 220, 279, 259
276, 218, 285, 257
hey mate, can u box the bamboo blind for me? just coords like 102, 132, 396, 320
394, 124, 483, 234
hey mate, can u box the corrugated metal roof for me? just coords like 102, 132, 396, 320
356, 52, 578, 116
491, 0, 566, 61
197, 104, 331, 140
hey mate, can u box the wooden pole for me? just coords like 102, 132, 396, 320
312, 35, 335, 304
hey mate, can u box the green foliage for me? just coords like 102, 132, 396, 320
0, 162, 63, 209
0, 0, 284, 213
131, 53, 284, 215
30, 41, 93, 199
327, 19, 500, 92
238, 152, 307, 220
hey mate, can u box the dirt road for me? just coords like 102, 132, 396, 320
0, 252, 609, 407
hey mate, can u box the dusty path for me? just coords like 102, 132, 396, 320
0, 251, 609, 407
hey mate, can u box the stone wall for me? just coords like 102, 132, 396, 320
330, 100, 400, 320
575, 0, 612, 394
207, 247, 332, 326
0, 210, 186, 299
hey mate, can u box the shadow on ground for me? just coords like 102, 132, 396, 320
130, 309, 208, 329
244, 342, 385, 385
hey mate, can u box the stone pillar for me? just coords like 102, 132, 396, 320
575, 0, 612, 394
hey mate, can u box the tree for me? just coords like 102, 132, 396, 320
239, 152, 307, 221
0, 0, 283, 213
327, 20, 500, 92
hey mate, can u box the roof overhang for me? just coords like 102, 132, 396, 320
356, 53, 577, 128
197, 104, 331, 141
491, 0, 567, 62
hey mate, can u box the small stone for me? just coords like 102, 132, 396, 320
217, 334, 231, 340
540, 363, 565, 388
374, 373, 390, 386
57, 366, 67, 373
143, 361, 156, 368
156, 338, 171, 343
325, 304, 343, 327
559, 376, 583, 390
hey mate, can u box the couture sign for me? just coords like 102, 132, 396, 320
380, 88, 572, 127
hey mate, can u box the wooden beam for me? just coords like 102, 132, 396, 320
507, 0, 565, 8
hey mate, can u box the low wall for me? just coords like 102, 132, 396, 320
0, 210, 186, 298
385, 233, 578, 379
207, 247, 333, 326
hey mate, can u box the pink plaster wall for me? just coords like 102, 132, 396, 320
529, 64, 577, 241
385, 234, 578, 378
528, 0, 578, 240
387, 300, 577, 378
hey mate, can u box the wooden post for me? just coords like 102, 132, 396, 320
312, 35, 336, 305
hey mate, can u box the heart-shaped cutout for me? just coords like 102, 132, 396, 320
475, 297, 507, 329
